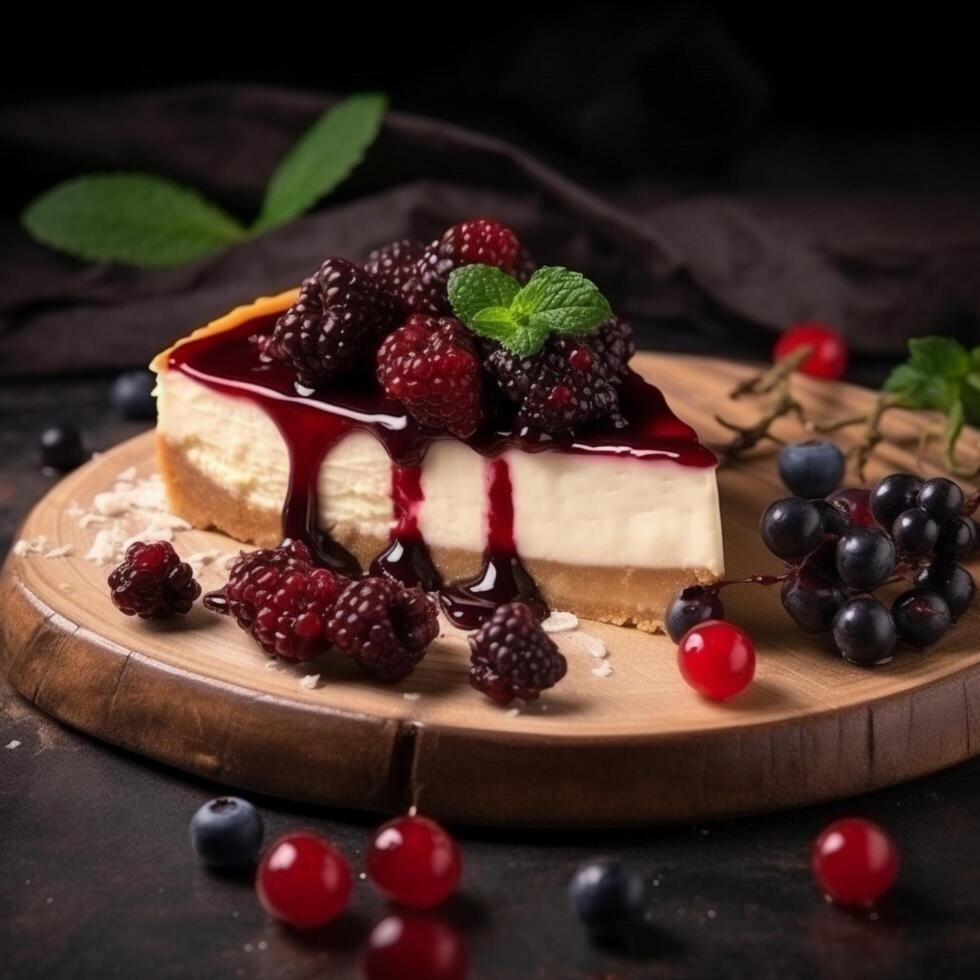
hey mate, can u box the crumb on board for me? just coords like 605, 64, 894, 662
299, 674, 320, 690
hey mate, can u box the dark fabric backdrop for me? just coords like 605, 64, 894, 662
3, 78, 980, 378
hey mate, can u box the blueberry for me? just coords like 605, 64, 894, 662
813, 499, 851, 538
780, 563, 846, 633
39, 424, 86, 472
835, 528, 896, 591
777, 440, 845, 498
914, 560, 976, 620
110, 370, 157, 421
870, 473, 922, 528
892, 589, 951, 648
569, 860, 647, 934
665, 586, 724, 643
833, 596, 897, 666
760, 498, 823, 561
190, 797, 264, 869
917, 478, 965, 522
935, 516, 976, 558
891, 508, 939, 556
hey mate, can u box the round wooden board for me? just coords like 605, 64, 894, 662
3, 352, 980, 828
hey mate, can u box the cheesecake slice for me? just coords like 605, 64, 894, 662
152, 291, 724, 632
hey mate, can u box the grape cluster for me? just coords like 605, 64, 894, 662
666, 473, 978, 667
763, 474, 977, 665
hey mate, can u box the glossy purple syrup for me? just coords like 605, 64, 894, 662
168, 312, 716, 625
370, 465, 442, 591
439, 457, 548, 629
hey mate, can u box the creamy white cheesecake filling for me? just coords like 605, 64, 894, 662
156, 372, 724, 574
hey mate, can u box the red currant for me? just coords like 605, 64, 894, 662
811, 817, 899, 905
367, 814, 462, 909
256, 831, 352, 929
362, 912, 468, 980
828, 488, 875, 528
773, 322, 849, 380
677, 620, 755, 700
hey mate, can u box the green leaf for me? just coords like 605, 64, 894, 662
21, 174, 246, 268
961, 373, 980, 427
511, 266, 612, 335
448, 265, 521, 326
254, 93, 387, 232
883, 363, 957, 411
906, 336, 970, 379
447, 262, 612, 357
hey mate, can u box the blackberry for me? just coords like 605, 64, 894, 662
485, 328, 631, 435
396, 219, 525, 316
587, 316, 636, 381
108, 541, 201, 619
364, 239, 427, 294
270, 258, 403, 386
468, 602, 567, 704
377, 315, 486, 437
326, 577, 438, 681
204, 540, 342, 662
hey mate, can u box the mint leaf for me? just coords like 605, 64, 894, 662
906, 336, 970, 379
512, 267, 612, 336
883, 363, 957, 411
254, 93, 387, 232
448, 265, 521, 325
22, 174, 246, 268
448, 263, 612, 356
473, 307, 547, 357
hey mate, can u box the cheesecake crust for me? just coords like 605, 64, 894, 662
157, 436, 718, 633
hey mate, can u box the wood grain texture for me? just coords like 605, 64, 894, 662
3, 352, 980, 827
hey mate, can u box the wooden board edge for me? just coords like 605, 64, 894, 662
5, 552, 980, 827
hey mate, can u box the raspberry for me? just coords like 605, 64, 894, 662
364, 239, 427, 294
485, 317, 635, 435
270, 258, 403, 386
468, 602, 567, 704
396, 219, 524, 316
108, 541, 201, 619
377, 315, 485, 437
326, 577, 438, 681
204, 540, 342, 662
438, 218, 521, 273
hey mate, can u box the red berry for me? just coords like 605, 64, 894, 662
326, 576, 439, 682
439, 218, 521, 273
204, 540, 343, 663
367, 815, 462, 909
377, 315, 486, 437
677, 620, 755, 700
773, 322, 849, 380
811, 817, 899, 905
362, 912, 468, 980
256, 832, 352, 929
108, 541, 201, 619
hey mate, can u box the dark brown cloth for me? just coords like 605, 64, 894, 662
3, 84, 980, 378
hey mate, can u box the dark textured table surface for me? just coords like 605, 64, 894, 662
2, 372, 980, 979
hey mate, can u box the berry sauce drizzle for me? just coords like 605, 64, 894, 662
370, 465, 443, 591
440, 458, 548, 629
168, 313, 715, 626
